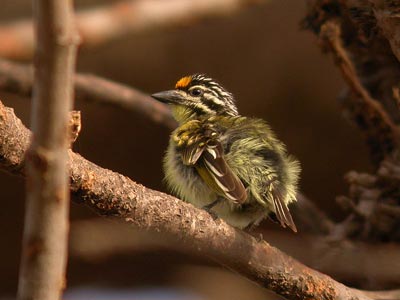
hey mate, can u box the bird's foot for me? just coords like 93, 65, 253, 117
244, 222, 257, 232
203, 197, 223, 211
243, 224, 264, 242
256, 233, 264, 243
202, 198, 223, 220
202, 206, 219, 220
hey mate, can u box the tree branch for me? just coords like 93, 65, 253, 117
70, 219, 400, 288
371, 0, 400, 64
16, 0, 79, 299
74, 73, 177, 129
0, 57, 341, 239
0, 0, 266, 60
318, 20, 400, 164
0, 100, 394, 300
304, 0, 400, 244
362, 289, 400, 300
0, 58, 176, 129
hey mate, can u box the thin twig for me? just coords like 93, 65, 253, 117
16, 1, 79, 300
0, 0, 266, 60
74, 73, 177, 129
0, 100, 396, 300
0, 58, 176, 129
320, 22, 383, 112
319, 20, 400, 163
392, 87, 400, 111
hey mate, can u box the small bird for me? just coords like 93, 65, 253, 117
152, 74, 300, 231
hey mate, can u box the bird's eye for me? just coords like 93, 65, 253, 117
189, 88, 203, 97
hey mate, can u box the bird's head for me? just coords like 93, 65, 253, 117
152, 74, 238, 124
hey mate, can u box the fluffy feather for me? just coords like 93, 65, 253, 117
155, 75, 301, 231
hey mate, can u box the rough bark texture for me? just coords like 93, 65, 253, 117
16, 1, 78, 300
1, 44, 399, 288
0, 1, 399, 295
0, 100, 392, 300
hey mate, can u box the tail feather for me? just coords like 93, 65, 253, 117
272, 192, 297, 233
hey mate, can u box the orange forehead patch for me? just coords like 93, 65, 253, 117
175, 76, 192, 89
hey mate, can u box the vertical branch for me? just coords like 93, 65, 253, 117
17, 1, 79, 300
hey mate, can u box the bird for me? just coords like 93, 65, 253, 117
151, 74, 300, 232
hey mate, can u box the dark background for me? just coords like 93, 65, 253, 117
0, 1, 370, 299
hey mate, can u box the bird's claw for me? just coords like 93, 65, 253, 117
203, 206, 219, 220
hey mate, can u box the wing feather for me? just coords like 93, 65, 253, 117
178, 125, 247, 204
181, 139, 205, 166
199, 141, 247, 204
271, 188, 297, 232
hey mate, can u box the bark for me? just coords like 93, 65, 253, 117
0, 100, 396, 300
16, 1, 79, 300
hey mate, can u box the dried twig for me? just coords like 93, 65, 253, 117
304, 0, 400, 243
16, 1, 79, 300
68, 111, 81, 145
371, 0, 400, 63
74, 73, 177, 129
319, 20, 400, 163
0, 0, 265, 60
0, 58, 176, 129
0, 100, 397, 300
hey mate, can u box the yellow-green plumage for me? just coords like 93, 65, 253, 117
153, 74, 300, 231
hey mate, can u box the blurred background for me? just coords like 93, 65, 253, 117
0, 0, 372, 299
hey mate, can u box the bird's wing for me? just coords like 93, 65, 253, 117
271, 187, 297, 232
181, 137, 206, 166
178, 123, 247, 205
174, 120, 205, 166
195, 140, 247, 204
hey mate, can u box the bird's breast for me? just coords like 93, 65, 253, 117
163, 141, 217, 208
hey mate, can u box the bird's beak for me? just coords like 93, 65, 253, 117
151, 90, 185, 104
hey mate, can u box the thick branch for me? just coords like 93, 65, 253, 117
0, 0, 265, 60
0, 100, 390, 300
0, 58, 176, 129
362, 289, 400, 300
16, 1, 78, 300
0, 58, 344, 241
